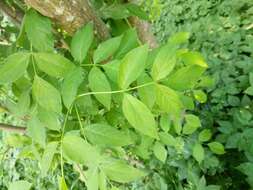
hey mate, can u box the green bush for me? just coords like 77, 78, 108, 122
153, 0, 253, 188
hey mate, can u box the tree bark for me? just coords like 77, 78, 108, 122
128, 17, 158, 49
0, 123, 26, 133
24, 0, 110, 40
0, 1, 24, 26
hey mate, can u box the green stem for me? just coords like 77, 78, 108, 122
75, 105, 86, 140
60, 104, 73, 177
76, 82, 154, 99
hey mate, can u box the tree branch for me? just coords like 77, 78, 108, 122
0, 1, 24, 26
128, 0, 158, 49
0, 123, 26, 134
24, 0, 110, 40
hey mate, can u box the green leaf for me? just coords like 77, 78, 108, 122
193, 90, 207, 103
85, 124, 133, 147
115, 29, 139, 59
193, 143, 204, 163
88, 67, 111, 109
34, 53, 74, 78
137, 73, 156, 109
118, 45, 148, 89
155, 84, 183, 115
198, 129, 212, 142
122, 94, 158, 139
71, 23, 94, 63
158, 132, 176, 146
249, 72, 253, 86
165, 65, 206, 91
16, 90, 30, 116
160, 114, 171, 132
245, 86, 253, 96
86, 166, 99, 190
32, 76, 62, 113
181, 51, 208, 68
183, 114, 201, 135
126, 3, 149, 20
94, 36, 122, 64
41, 142, 58, 177
62, 135, 100, 166
151, 44, 177, 81
58, 176, 68, 190
25, 9, 54, 52
208, 142, 225, 155
0, 53, 30, 84
27, 117, 46, 147
101, 4, 130, 20
9, 180, 32, 190
103, 60, 120, 83
62, 67, 84, 108
153, 142, 167, 163
167, 32, 190, 46
101, 160, 146, 183
98, 171, 107, 190
37, 107, 61, 131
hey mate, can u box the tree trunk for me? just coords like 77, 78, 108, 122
24, 0, 110, 40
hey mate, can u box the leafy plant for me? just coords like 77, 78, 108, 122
0, 7, 216, 189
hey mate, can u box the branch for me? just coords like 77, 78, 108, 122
24, 0, 110, 40
0, 123, 26, 134
0, 1, 24, 26
128, 0, 158, 49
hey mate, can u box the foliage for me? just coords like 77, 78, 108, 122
153, 0, 253, 189
0, 2, 219, 189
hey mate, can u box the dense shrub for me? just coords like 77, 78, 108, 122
153, 0, 253, 189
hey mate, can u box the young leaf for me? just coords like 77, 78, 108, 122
32, 76, 62, 113
85, 124, 133, 147
115, 29, 139, 59
122, 94, 159, 139
155, 84, 183, 115
183, 114, 201, 135
118, 45, 148, 89
208, 142, 225, 155
41, 142, 58, 177
34, 53, 74, 78
88, 67, 111, 109
37, 107, 61, 131
193, 90, 207, 103
62, 135, 100, 166
151, 44, 177, 81
198, 129, 212, 142
94, 36, 122, 64
153, 142, 167, 163
62, 67, 84, 108
71, 23, 94, 63
25, 9, 54, 52
9, 180, 32, 190
58, 176, 68, 190
137, 73, 156, 109
193, 143, 204, 163
27, 117, 46, 147
0, 53, 30, 84
101, 160, 146, 183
